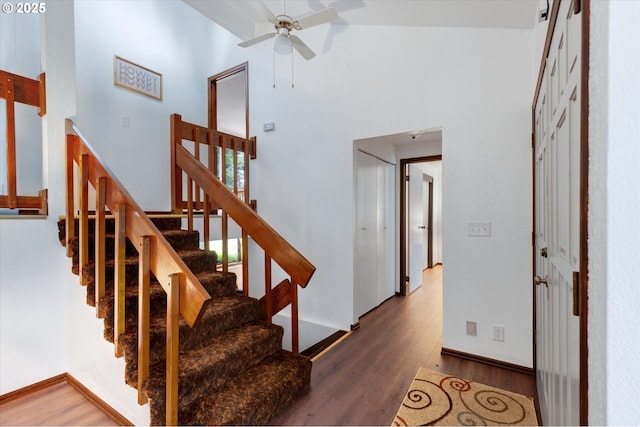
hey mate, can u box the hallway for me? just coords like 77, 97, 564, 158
271, 266, 538, 425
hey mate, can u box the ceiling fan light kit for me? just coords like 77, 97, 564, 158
274, 30, 292, 55
237, 2, 338, 61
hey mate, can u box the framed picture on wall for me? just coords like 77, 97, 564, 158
113, 56, 162, 100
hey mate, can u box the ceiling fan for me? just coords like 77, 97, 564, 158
237, 1, 338, 60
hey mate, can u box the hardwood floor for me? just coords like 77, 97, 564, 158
270, 265, 539, 426
0, 266, 538, 426
0, 376, 127, 426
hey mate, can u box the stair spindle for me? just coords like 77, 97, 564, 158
138, 236, 151, 405
114, 204, 127, 358
95, 177, 107, 318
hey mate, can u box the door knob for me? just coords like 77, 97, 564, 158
418, 226, 426, 229
534, 276, 548, 287
541, 247, 548, 258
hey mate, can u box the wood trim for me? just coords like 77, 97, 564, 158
532, 0, 562, 109
0, 194, 46, 210
441, 348, 534, 376
399, 155, 442, 296
64, 373, 134, 426
0, 374, 67, 404
579, 1, 590, 424
0, 373, 133, 426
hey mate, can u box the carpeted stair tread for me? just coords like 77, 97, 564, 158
80, 249, 217, 284
143, 322, 285, 419
121, 296, 262, 385
58, 213, 312, 426
67, 229, 200, 264
185, 350, 312, 426
89, 267, 235, 312
102, 276, 243, 344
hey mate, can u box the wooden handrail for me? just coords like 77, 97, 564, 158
66, 119, 211, 325
171, 114, 315, 353
0, 69, 47, 213
175, 144, 315, 288
65, 119, 211, 425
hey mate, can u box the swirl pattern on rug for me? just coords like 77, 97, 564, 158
392, 368, 538, 426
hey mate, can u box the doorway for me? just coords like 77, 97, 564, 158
400, 156, 442, 296
208, 63, 249, 288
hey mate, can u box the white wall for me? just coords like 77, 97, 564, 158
2, 1, 540, 413
0, 4, 69, 396
588, 1, 640, 424
70, 1, 533, 366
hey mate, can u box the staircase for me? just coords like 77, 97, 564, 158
58, 216, 311, 425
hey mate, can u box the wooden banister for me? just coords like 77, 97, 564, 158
66, 120, 211, 326
175, 144, 315, 288
0, 70, 47, 213
65, 119, 212, 426
171, 113, 315, 353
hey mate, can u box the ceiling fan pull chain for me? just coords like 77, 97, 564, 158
291, 50, 295, 88
273, 49, 276, 88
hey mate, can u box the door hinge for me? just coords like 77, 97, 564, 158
405, 175, 410, 182
572, 271, 580, 317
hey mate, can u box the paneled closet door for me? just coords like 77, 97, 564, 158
356, 151, 396, 319
534, 0, 582, 424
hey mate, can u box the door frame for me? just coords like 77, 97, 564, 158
531, 0, 589, 423
399, 155, 442, 296
208, 62, 249, 137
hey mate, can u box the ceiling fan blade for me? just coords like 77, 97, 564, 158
238, 32, 275, 48
293, 7, 338, 30
256, 0, 278, 24
290, 35, 316, 60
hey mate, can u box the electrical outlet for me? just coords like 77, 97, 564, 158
466, 321, 477, 337
493, 325, 505, 342
468, 222, 491, 237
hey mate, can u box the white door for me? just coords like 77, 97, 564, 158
356, 151, 378, 318
407, 165, 426, 293
534, 1, 581, 424
377, 160, 395, 305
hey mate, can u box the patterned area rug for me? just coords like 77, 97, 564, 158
392, 368, 538, 426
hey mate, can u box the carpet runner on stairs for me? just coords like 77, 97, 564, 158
58, 217, 311, 425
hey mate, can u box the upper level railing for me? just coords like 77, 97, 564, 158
65, 119, 211, 425
170, 113, 256, 274
0, 70, 47, 214
171, 113, 316, 352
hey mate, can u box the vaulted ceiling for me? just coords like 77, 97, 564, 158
184, 0, 540, 43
